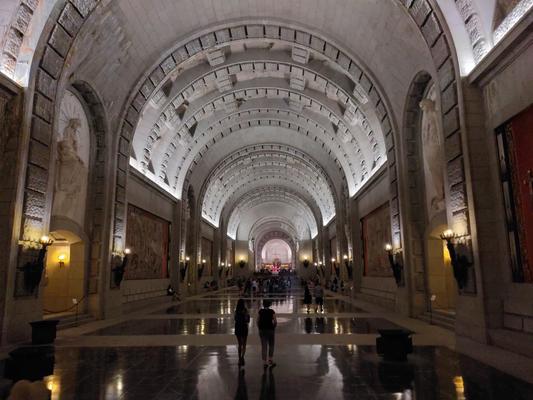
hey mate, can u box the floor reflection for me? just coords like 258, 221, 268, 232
87, 317, 405, 336
31, 345, 533, 400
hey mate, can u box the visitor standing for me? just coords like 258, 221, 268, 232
257, 299, 277, 368
234, 299, 250, 367
314, 282, 324, 313
303, 283, 312, 313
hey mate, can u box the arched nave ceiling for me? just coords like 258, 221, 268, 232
249, 217, 302, 246
2, 0, 526, 85
225, 187, 320, 240
129, 46, 387, 198
233, 201, 314, 242
200, 144, 336, 228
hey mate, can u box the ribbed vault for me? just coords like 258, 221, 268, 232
226, 187, 319, 240
200, 144, 335, 228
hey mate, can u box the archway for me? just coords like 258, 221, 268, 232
43, 230, 86, 318
426, 222, 457, 312
259, 238, 294, 274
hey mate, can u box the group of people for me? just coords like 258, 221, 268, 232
303, 280, 325, 313
234, 298, 277, 369
238, 275, 292, 297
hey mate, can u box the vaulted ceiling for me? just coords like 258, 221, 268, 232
5, 0, 521, 242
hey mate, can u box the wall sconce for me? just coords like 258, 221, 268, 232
331, 258, 340, 277
343, 254, 353, 279
18, 235, 55, 293
180, 256, 190, 282
440, 229, 471, 290
198, 259, 206, 279
219, 262, 225, 277
58, 254, 66, 268
112, 248, 130, 287
384, 243, 403, 287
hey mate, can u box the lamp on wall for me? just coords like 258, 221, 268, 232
219, 262, 225, 277
180, 256, 190, 282
18, 235, 54, 293
58, 254, 66, 268
440, 229, 471, 290
343, 254, 353, 280
112, 248, 130, 287
384, 243, 403, 287
198, 259, 206, 279
226, 263, 231, 277
331, 257, 340, 277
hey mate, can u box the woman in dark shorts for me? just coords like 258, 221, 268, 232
234, 298, 250, 367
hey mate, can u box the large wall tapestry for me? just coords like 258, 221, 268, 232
125, 204, 169, 280
361, 203, 392, 277
496, 105, 533, 283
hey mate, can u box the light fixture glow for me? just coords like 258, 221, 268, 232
384, 243, 393, 252
124, 248, 131, 255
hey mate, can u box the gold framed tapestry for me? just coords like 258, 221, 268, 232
361, 202, 392, 277
125, 204, 169, 280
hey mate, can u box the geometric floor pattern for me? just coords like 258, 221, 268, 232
29, 287, 533, 399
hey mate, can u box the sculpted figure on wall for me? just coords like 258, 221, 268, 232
420, 88, 445, 217
52, 91, 90, 227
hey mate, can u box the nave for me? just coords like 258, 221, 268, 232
20, 284, 532, 400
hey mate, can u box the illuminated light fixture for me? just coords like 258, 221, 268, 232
202, 259, 206, 264
58, 254, 66, 268
440, 229, 472, 290
314, 262, 318, 266
185, 256, 190, 262
124, 248, 131, 255
40, 235, 53, 245
221, 262, 225, 267
384, 243, 403, 286
343, 254, 348, 260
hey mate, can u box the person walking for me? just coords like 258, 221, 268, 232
303, 283, 312, 313
314, 281, 324, 313
234, 298, 250, 367
257, 299, 277, 368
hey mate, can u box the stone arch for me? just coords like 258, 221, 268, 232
401, 71, 436, 315
255, 230, 297, 270
69, 81, 110, 300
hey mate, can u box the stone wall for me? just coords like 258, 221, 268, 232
0, 74, 22, 344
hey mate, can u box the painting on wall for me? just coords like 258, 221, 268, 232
361, 203, 392, 277
496, 105, 533, 283
125, 204, 169, 280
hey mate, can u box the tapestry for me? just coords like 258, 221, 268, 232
125, 204, 169, 280
361, 203, 392, 277
496, 105, 533, 283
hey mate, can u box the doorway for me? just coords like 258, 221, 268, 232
43, 230, 86, 317
426, 224, 456, 311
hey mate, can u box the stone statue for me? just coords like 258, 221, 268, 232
53, 118, 87, 221
419, 97, 445, 213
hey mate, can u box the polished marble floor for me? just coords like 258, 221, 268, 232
4, 286, 533, 399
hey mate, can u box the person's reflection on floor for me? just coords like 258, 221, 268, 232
259, 368, 276, 400
234, 369, 248, 400
304, 317, 313, 334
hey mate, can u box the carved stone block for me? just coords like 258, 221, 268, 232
40, 48, 63, 79
48, 24, 72, 57
58, 3, 84, 37
445, 131, 462, 161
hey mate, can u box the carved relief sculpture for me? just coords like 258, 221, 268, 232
52, 91, 90, 227
420, 90, 446, 217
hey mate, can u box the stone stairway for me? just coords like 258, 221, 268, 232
419, 308, 456, 331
